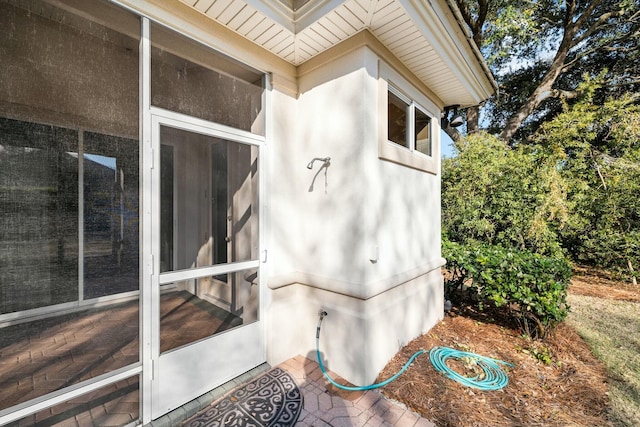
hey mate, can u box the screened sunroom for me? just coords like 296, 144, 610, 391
1, 0, 495, 425
1, 0, 266, 424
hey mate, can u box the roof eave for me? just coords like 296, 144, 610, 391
400, 0, 496, 107
443, 0, 498, 99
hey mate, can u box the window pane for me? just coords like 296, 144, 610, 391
388, 91, 409, 148
83, 132, 140, 299
0, 299, 139, 410
415, 108, 432, 156
151, 23, 265, 135
158, 125, 260, 353
0, 0, 140, 412
0, 118, 79, 314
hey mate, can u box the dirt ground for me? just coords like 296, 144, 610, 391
569, 266, 639, 303
377, 267, 638, 427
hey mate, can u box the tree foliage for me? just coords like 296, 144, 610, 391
534, 79, 640, 281
453, 0, 640, 143
443, 76, 640, 282
442, 132, 569, 258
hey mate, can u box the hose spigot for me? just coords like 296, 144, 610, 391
316, 309, 328, 339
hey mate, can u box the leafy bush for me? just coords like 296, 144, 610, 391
442, 132, 569, 260
442, 94, 640, 283
533, 89, 640, 283
443, 239, 571, 339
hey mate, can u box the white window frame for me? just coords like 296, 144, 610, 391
378, 62, 440, 174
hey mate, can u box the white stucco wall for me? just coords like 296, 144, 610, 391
268, 46, 443, 291
294, 49, 370, 286
266, 46, 445, 385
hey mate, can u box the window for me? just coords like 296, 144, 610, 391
378, 63, 439, 174
386, 85, 432, 157
387, 90, 409, 148
415, 107, 432, 157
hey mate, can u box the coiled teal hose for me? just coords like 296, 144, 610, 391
315, 311, 513, 392
429, 346, 514, 390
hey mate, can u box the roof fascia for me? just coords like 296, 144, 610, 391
398, 0, 496, 105
441, 0, 498, 95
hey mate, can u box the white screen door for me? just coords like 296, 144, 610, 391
150, 114, 264, 418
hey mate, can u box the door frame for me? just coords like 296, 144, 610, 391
142, 108, 266, 420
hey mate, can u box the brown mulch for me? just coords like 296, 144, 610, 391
570, 266, 640, 303
377, 269, 625, 427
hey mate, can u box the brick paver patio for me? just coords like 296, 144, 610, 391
2, 301, 437, 427
278, 356, 436, 427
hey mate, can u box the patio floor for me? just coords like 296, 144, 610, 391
0, 291, 239, 426
277, 355, 437, 427
1, 298, 438, 427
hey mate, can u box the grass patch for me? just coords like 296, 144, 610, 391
566, 293, 640, 426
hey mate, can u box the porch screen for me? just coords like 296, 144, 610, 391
0, 0, 140, 414
151, 22, 265, 135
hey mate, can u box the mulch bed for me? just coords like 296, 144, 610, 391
570, 266, 640, 303
378, 290, 612, 426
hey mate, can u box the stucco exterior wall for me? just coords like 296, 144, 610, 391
266, 46, 444, 385
294, 48, 369, 286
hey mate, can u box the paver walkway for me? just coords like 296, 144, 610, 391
277, 355, 437, 427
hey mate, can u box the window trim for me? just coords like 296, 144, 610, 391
378, 62, 440, 174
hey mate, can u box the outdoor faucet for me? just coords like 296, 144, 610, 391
306, 157, 331, 169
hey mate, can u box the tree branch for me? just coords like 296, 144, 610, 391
573, 0, 605, 33
571, 10, 626, 48
442, 121, 463, 143
607, 78, 640, 88
591, 143, 640, 170
594, 162, 608, 190
564, 0, 578, 33
477, 0, 488, 27
601, 42, 640, 53
562, 44, 602, 71
562, 27, 638, 72
454, 0, 475, 30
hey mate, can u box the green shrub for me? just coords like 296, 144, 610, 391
441, 132, 569, 260
443, 239, 571, 338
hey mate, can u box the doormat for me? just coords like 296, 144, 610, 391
184, 367, 303, 427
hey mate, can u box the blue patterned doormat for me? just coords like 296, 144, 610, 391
183, 367, 303, 427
